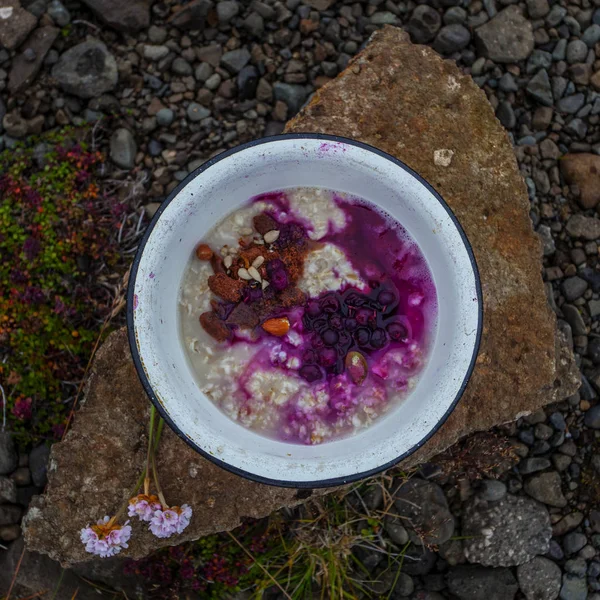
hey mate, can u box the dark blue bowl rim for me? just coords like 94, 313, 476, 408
126, 133, 483, 489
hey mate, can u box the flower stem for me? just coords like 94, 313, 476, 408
108, 467, 147, 527
151, 453, 168, 509
144, 406, 156, 495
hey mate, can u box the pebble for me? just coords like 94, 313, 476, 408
520, 457, 551, 474
524, 472, 567, 507
584, 404, 600, 428
566, 40, 588, 64
527, 69, 553, 107
479, 479, 507, 501
0, 434, 18, 476
563, 532, 588, 555
221, 48, 251, 74
433, 24, 471, 54
407, 5, 442, 43
561, 277, 588, 302
156, 108, 174, 127
186, 103, 210, 122
559, 574, 588, 600
47, 0, 71, 26
517, 557, 562, 600
29, 444, 51, 487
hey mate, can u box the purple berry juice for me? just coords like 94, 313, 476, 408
179, 187, 437, 444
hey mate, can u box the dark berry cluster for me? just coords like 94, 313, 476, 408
299, 287, 410, 382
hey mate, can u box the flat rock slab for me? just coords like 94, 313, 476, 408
24, 26, 578, 566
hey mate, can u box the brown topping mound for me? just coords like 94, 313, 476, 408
253, 213, 279, 235
279, 286, 306, 308
200, 312, 231, 342
281, 247, 305, 284
226, 303, 260, 329
208, 272, 245, 303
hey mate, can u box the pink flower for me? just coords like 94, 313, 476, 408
128, 494, 162, 522
12, 397, 32, 421
149, 504, 192, 538
80, 516, 132, 558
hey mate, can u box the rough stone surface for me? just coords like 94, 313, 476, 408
446, 566, 519, 600
52, 40, 118, 99
560, 154, 600, 209
0, 0, 37, 50
8, 26, 59, 94
24, 27, 578, 566
517, 557, 562, 600
79, 0, 150, 32
462, 495, 552, 566
474, 6, 534, 63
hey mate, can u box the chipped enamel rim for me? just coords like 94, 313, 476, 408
127, 134, 482, 488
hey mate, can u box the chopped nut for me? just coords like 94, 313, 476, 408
262, 317, 290, 336
262, 279, 269, 290
223, 256, 233, 269
263, 230, 280, 244
252, 256, 265, 269
200, 312, 231, 342
253, 213, 279, 235
195, 243, 213, 261
248, 266, 262, 282
240, 227, 253, 236
345, 351, 368, 385
238, 268, 251, 280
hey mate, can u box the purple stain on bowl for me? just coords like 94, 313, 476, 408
133, 294, 139, 309
149, 272, 155, 279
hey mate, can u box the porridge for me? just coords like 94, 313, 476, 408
179, 188, 437, 445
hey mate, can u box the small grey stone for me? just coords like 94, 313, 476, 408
243, 12, 264, 36
407, 5, 441, 43
384, 513, 409, 545
393, 573, 414, 596
546, 4, 567, 26
273, 82, 311, 115
567, 40, 588, 64
553, 38, 567, 61
557, 94, 585, 114
565, 118, 588, 139
433, 24, 471, 54
52, 40, 118, 99
517, 557, 562, 600
447, 566, 518, 600
549, 412, 567, 431
463, 494, 551, 566
371, 11, 397, 25
562, 277, 588, 302
221, 48, 251, 74
478, 479, 507, 502
171, 57, 192, 76
565, 558, 587, 577
559, 574, 588, 600
216, 0, 239, 23
186, 102, 210, 122
519, 457, 551, 474
584, 404, 600, 428
110, 128, 136, 170
148, 139, 162, 157
194, 62, 212, 83
143, 44, 170, 61
582, 24, 600, 46
499, 72, 518, 92
475, 6, 534, 63
527, 49, 552, 73
0, 477, 17, 503
444, 7, 467, 24
562, 305, 587, 336
527, 69, 553, 107
156, 108, 174, 127
47, 0, 71, 26
496, 101, 515, 129
0, 505, 22, 526
538, 225, 556, 256
553, 512, 584, 536
0, 434, 18, 476
526, 0, 549, 18
148, 25, 167, 44
566, 215, 600, 240
524, 471, 567, 507
29, 444, 50, 488
563, 533, 588, 555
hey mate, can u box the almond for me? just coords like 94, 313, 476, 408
262, 317, 290, 336
263, 230, 280, 244
345, 351, 368, 385
195, 243, 213, 261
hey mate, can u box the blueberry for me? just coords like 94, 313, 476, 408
345, 317, 358, 331
320, 294, 340, 313
323, 329, 339, 346
329, 315, 343, 330
355, 328, 370, 347
337, 331, 352, 350
319, 347, 337, 367
266, 259, 284, 274
356, 308, 371, 326
377, 290, 395, 305
302, 349, 317, 364
370, 329, 387, 348
345, 291, 366, 307
271, 269, 288, 291
307, 301, 321, 317
299, 364, 322, 382
387, 321, 408, 341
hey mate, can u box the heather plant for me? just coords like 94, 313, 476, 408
0, 130, 126, 439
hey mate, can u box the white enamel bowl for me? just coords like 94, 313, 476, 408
127, 134, 482, 488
